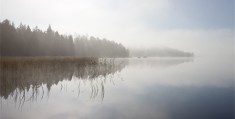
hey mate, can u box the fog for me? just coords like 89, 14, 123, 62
1, 1, 234, 118
1, 0, 234, 56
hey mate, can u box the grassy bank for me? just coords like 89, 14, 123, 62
0, 56, 127, 99
0, 56, 98, 67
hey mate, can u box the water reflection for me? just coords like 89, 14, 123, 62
0, 58, 128, 103
1, 57, 233, 119
0, 58, 192, 106
129, 57, 193, 68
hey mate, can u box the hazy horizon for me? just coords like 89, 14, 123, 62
1, 1, 234, 118
1, 0, 234, 56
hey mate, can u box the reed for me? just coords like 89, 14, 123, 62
0, 57, 127, 100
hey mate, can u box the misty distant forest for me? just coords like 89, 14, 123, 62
0, 19, 193, 57
0, 19, 129, 57
130, 48, 194, 57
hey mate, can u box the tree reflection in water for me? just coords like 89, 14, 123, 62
0, 57, 128, 108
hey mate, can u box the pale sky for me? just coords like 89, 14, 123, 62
1, 0, 234, 56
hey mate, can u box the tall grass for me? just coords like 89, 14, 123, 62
0, 57, 127, 101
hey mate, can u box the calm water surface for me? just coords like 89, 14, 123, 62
1, 57, 234, 119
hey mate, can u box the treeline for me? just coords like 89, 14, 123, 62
130, 47, 194, 57
74, 36, 129, 57
0, 19, 129, 57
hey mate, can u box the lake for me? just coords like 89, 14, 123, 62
0, 57, 234, 119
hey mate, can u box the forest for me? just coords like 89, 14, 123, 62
0, 19, 129, 57
130, 47, 194, 57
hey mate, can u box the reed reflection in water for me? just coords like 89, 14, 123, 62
0, 57, 128, 107
1, 57, 220, 119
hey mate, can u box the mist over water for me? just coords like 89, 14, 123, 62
1, 57, 233, 119
1, 0, 234, 118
